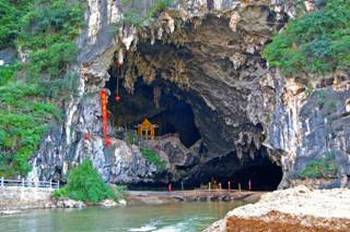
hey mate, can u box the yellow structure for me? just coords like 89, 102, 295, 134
136, 118, 158, 140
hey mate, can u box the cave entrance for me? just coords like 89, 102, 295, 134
105, 72, 201, 148
230, 160, 283, 191
105, 69, 283, 191
149, 98, 200, 147
191, 148, 283, 191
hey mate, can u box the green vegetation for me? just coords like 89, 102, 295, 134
0, 80, 62, 177
0, 0, 85, 177
0, 62, 20, 86
140, 147, 166, 171
315, 90, 337, 114
0, 0, 32, 49
112, 184, 127, 200
19, 0, 84, 79
299, 151, 338, 179
0, 0, 173, 177
53, 160, 120, 203
263, 0, 350, 76
120, 0, 174, 27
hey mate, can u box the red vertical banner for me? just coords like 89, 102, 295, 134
100, 89, 111, 147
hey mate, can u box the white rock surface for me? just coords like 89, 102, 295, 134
228, 185, 350, 219
117, 199, 127, 206
99, 199, 117, 207
56, 199, 86, 208
204, 185, 350, 232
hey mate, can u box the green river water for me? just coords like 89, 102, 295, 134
0, 201, 244, 232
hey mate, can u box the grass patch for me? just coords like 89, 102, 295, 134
140, 147, 166, 171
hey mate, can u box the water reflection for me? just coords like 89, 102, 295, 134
0, 201, 244, 232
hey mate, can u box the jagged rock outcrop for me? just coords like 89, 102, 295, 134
28, 0, 350, 189
264, 71, 350, 188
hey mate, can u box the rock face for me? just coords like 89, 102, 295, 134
204, 185, 350, 232
27, 0, 350, 189
267, 74, 350, 188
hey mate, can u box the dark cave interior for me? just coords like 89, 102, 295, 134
127, 152, 283, 191
105, 70, 201, 148
105, 48, 282, 191
186, 148, 283, 191
231, 162, 283, 191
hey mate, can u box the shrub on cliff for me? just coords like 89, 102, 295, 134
120, 0, 174, 27
140, 147, 166, 171
53, 160, 115, 203
299, 152, 338, 179
0, 80, 62, 177
263, 0, 350, 75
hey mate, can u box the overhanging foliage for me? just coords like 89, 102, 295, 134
263, 0, 350, 76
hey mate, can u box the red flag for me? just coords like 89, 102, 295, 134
100, 89, 111, 147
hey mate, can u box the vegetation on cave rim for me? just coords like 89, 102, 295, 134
299, 151, 338, 179
140, 147, 166, 171
263, 0, 350, 76
0, 0, 85, 177
119, 0, 174, 27
315, 90, 337, 114
53, 160, 123, 203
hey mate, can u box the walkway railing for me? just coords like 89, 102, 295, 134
0, 177, 60, 190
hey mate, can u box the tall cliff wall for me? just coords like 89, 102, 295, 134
28, 0, 350, 189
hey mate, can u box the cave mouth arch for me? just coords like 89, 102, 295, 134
101, 14, 285, 190
182, 149, 283, 191
104, 59, 283, 191
105, 72, 201, 148
127, 151, 283, 191
230, 161, 283, 191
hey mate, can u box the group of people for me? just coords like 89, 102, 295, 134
165, 178, 254, 192
209, 178, 253, 191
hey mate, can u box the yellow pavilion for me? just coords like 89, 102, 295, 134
136, 118, 158, 140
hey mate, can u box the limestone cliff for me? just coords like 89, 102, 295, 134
28, 0, 350, 189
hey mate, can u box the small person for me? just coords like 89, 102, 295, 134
168, 182, 172, 192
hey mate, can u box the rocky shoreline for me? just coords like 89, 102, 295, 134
0, 187, 261, 215
126, 190, 262, 205
0, 186, 126, 215
204, 185, 350, 232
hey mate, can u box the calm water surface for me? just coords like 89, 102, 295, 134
0, 201, 245, 232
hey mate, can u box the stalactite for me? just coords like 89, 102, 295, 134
153, 86, 161, 109
170, 58, 190, 89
